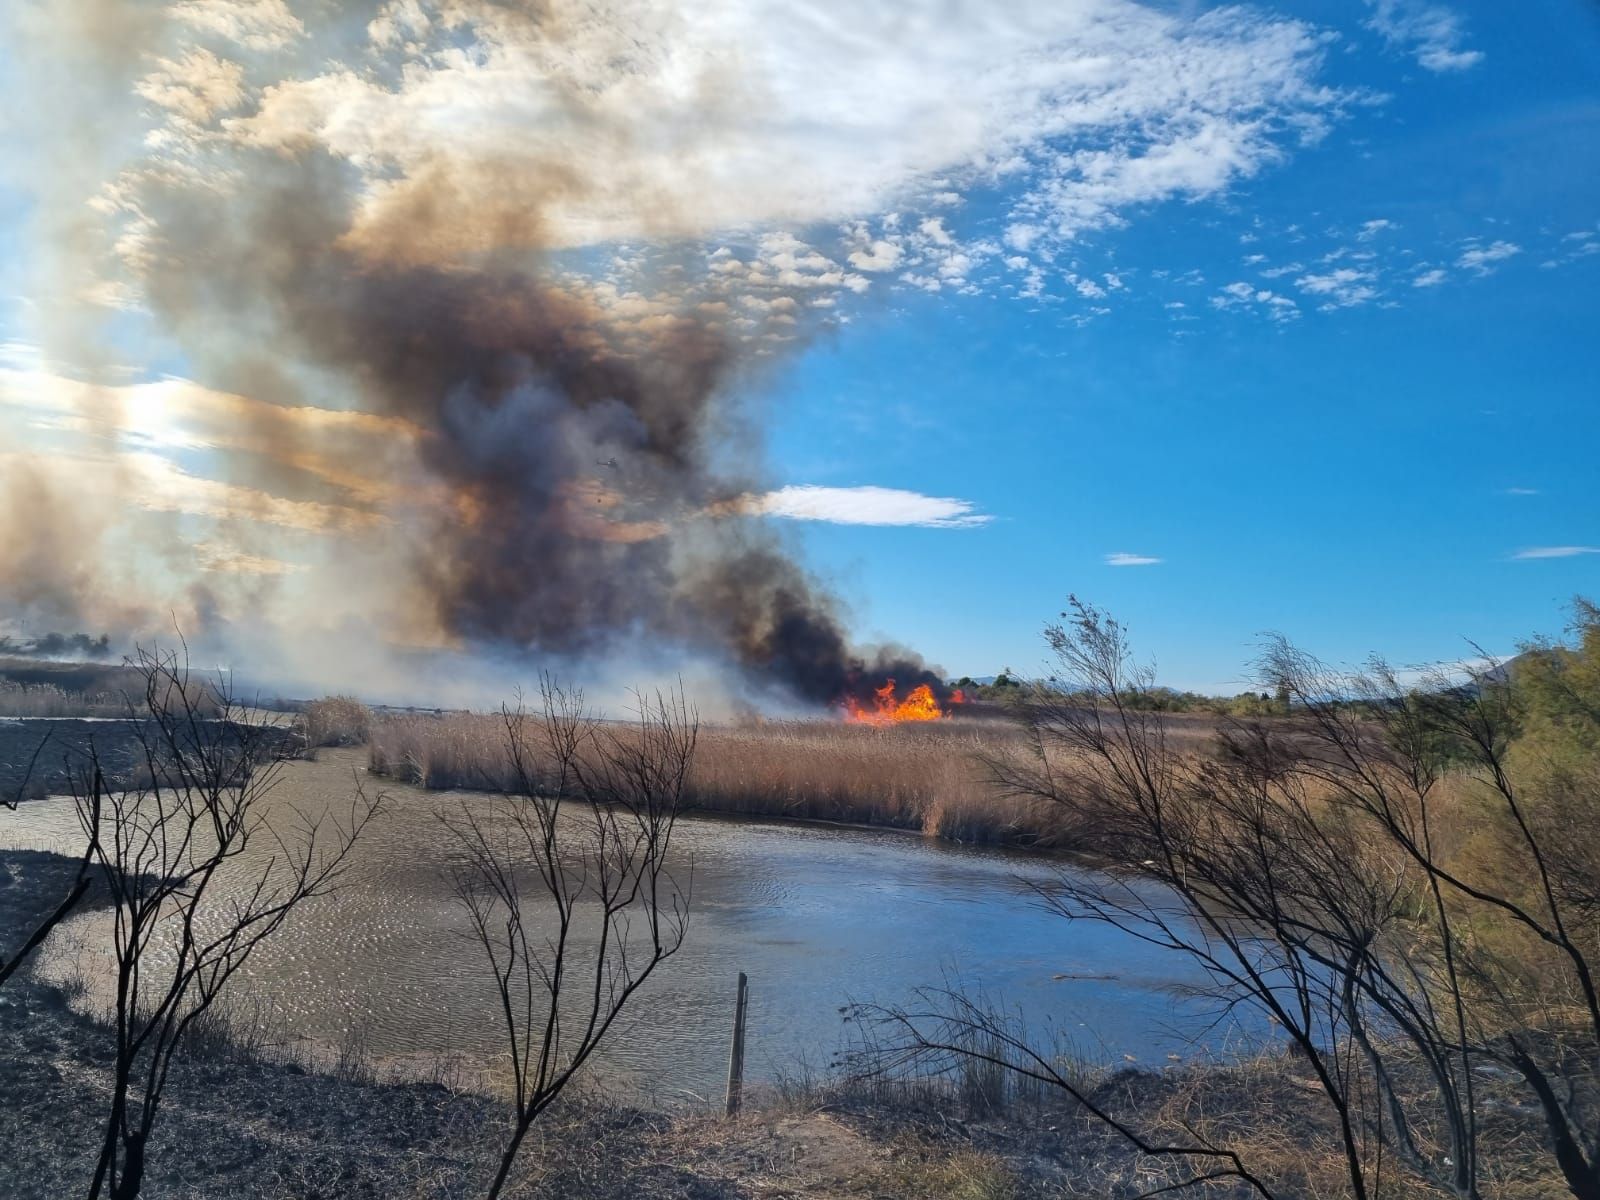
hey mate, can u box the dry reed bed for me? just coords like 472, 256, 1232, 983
365, 712, 1102, 847
0, 674, 226, 722
0, 681, 129, 719
297, 694, 373, 748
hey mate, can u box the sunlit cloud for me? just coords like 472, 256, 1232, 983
191, 0, 1352, 289
1106, 552, 1163, 566
195, 542, 305, 575
0, 364, 422, 505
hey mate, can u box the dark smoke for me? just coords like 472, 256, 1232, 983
16, 4, 951, 708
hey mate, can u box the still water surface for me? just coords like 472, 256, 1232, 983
11, 749, 1233, 1101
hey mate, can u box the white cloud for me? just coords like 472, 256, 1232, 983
135, 49, 248, 125
1295, 267, 1379, 308
1502, 487, 1539, 496
846, 240, 904, 273
1365, 1, 1483, 72
1539, 229, 1600, 270
1213, 279, 1297, 319
170, 0, 305, 51
1412, 267, 1447, 288
1511, 546, 1600, 560
1105, 551, 1162, 566
749, 485, 991, 529
1357, 218, 1396, 240
207, 0, 1349, 274
1457, 240, 1520, 274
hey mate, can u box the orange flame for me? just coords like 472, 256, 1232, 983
840, 680, 949, 726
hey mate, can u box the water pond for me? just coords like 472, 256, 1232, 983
9, 749, 1245, 1102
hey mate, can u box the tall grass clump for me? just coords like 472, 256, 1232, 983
368, 712, 510, 788
682, 721, 1050, 844
297, 695, 373, 748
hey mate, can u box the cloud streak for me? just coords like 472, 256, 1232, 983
748, 486, 991, 529
1106, 552, 1163, 566
1511, 546, 1599, 560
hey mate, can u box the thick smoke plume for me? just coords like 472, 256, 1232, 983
4, 0, 949, 707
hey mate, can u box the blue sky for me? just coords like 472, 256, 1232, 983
0, 0, 1596, 698
751, 1, 1600, 688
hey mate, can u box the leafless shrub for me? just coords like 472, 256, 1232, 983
77, 643, 382, 1200
865, 598, 1599, 1200
180, 995, 291, 1067
335, 1016, 378, 1085
444, 678, 695, 1199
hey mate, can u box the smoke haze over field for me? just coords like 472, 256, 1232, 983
0, 0, 1357, 702
2, 0, 985, 704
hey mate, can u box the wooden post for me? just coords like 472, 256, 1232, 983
724, 971, 749, 1116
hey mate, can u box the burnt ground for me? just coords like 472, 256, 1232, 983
0, 718, 300, 804
0, 719, 148, 802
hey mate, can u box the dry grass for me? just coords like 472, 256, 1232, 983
297, 694, 373, 748
1120, 1042, 1574, 1200
675, 719, 1054, 845
366, 705, 1230, 847
877, 1141, 1021, 1200
0, 680, 128, 719
0, 673, 226, 723
367, 711, 1103, 847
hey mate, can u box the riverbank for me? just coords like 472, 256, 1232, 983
0, 845, 1342, 1199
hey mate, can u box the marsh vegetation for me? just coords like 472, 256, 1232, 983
367, 704, 1223, 848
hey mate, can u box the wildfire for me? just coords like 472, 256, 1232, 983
840, 680, 958, 726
